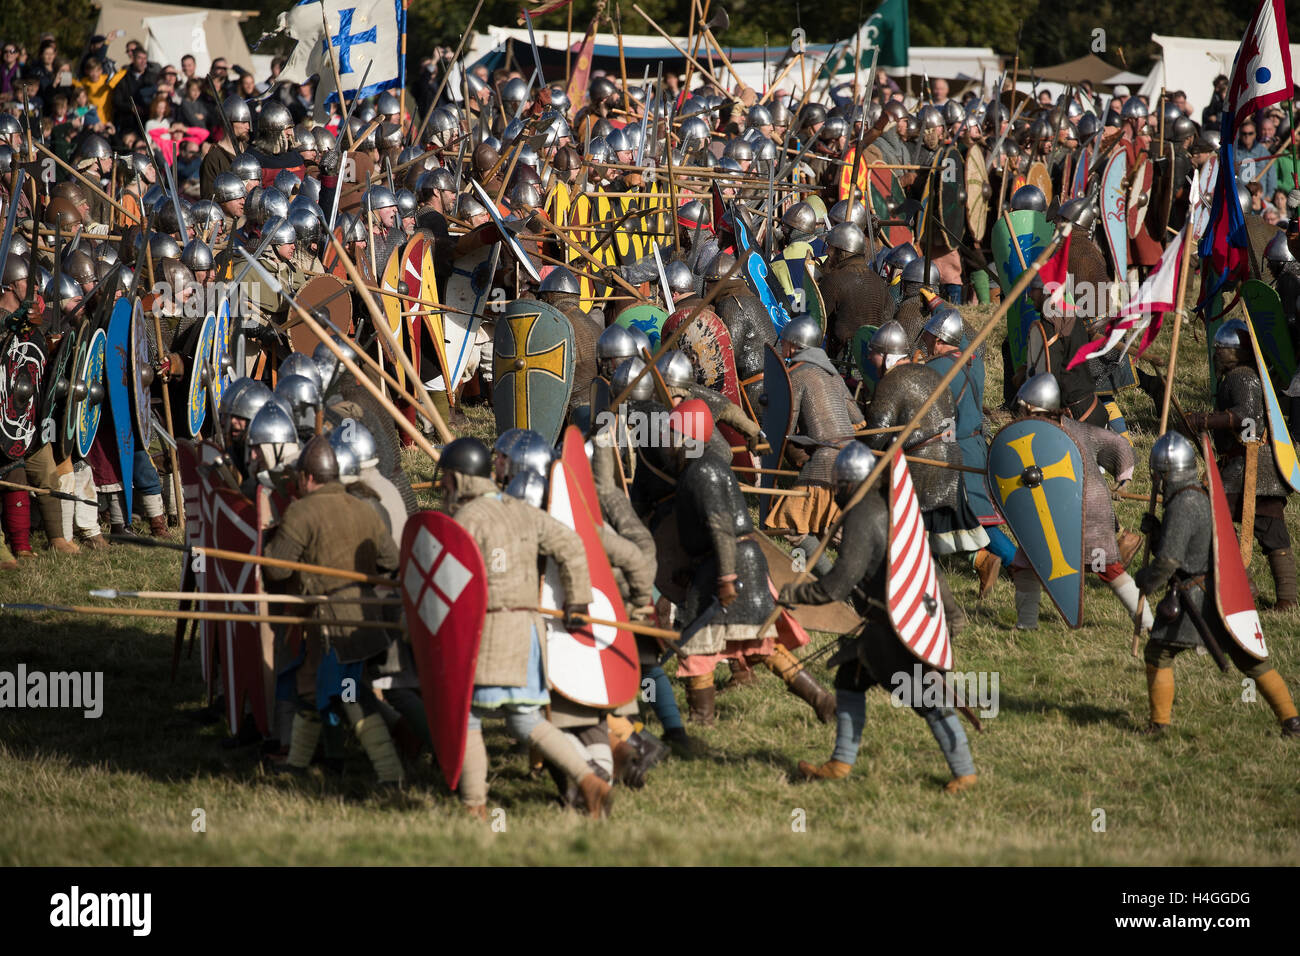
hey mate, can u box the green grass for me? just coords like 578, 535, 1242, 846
2, 283, 1299, 865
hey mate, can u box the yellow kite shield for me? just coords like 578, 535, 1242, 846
493, 299, 575, 445
988, 418, 1086, 627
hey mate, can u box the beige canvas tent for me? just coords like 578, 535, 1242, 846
92, 0, 259, 75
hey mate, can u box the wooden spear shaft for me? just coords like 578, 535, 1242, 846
535, 605, 678, 641
632, 3, 731, 95
193, 545, 392, 585
33, 142, 134, 221
92, 589, 400, 606
4, 603, 404, 629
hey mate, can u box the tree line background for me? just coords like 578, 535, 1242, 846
0, 0, 1267, 82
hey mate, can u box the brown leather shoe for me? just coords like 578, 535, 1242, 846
0, 560, 18, 572
718, 657, 761, 694
15, 549, 36, 560
685, 684, 716, 726
797, 759, 852, 781
974, 549, 1001, 599
48, 537, 79, 555
1117, 529, 1143, 568
149, 515, 172, 539
1137, 721, 1168, 737
576, 772, 614, 818
80, 534, 111, 551
944, 774, 978, 794
464, 803, 489, 822
788, 669, 837, 724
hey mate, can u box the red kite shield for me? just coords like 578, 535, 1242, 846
1202, 435, 1268, 660
561, 425, 601, 527
887, 456, 952, 670
541, 458, 640, 709
400, 511, 487, 791
195, 446, 275, 737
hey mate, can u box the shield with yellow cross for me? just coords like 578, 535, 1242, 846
988, 418, 1086, 627
493, 299, 576, 445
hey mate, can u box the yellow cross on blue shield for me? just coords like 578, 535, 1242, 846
988, 418, 1087, 627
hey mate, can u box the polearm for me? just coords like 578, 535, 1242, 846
855, 45, 880, 257
765, 223, 1074, 638
632, 3, 733, 97
1131, 224, 1196, 655
110, 535, 394, 585
411, 0, 487, 153
32, 142, 134, 222
1, 602, 405, 630
0, 477, 98, 507
90, 588, 401, 607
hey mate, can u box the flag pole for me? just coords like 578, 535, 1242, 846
400, 0, 409, 130
1131, 224, 1196, 655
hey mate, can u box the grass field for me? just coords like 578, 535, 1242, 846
2, 287, 1299, 866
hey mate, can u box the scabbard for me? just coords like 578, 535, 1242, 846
1239, 440, 1259, 568
1174, 580, 1230, 673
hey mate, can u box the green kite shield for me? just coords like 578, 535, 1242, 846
74, 326, 107, 459
1240, 279, 1295, 385
991, 208, 1053, 370
920, 144, 965, 247
799, 265, 826, 330
851, 324, 879, 396
614, 303, 668, 350
492, 299, 575, 445
130, 299, 154, 445
988, 418, 1086, 628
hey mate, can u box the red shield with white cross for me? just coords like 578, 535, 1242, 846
541, 456, 640, 709
887, 456, 953, 671
400, 511, 488, 790
1202, 435, 1268, 659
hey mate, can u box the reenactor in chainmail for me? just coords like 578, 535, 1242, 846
765, 316, 865, 574
1007, 374, 1151, 631
819, 222, 897, 359
655, 349, 760, 462
860, 354, 976, 628
1264, 233, 1300, 342
779, 443, 978, 790
361, 185, 405, 277
893, 257, 941, 345
708, 252, 775, 412
534, 266, 603, 413
655, 400, 836, 727
1183, 321, 1297, 611
1135, 432, 1300, 739
200, 95, 253, 198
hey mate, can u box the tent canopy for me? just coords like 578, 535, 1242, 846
93, 0, 259, 76
1151, 33, 1300, 119
1033, 54, 1132, 89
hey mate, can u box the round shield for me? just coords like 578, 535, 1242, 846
0, 328, 47, 460
964, 145, 990, 241
74, 327, 107, 458
379, 243, 408, 390
187, 311, 217, 438
1126, 157, 1154, 239
294, 274, 353, 358
1026, 161, 1052, 205
62, 321, 92, 457
210, 295, 233, 415
614, 304, 669, 350
40, 329, 75, 455
130, 299, 153, 445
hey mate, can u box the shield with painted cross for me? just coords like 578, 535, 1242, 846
541, 455, 640, 709
988, 418, 1086, 628
400, 510, 488, 791
493, 298, 575, 445
991, 208, 1053, 370
1202, 433, 1268, 660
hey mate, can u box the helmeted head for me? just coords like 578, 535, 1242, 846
831, 441, 874, 505
779, 314, 822, 356
1010, 184, 1047, 212
611, 356, 654, 402
296, 435, 340, 486
1149, 431, 1199, 494
246, 400, 300, 486
1212, 319, 1252, 373
220, 377, 273, 444
539, 265, 580, 299
922, 305, 964, 351
1015, 372, 1062, 416
825, 222, 866, 261
900, 257, 940, 293
865, 320, 910, 379
274, 373, 322, 438
437, 436, 493, 504
596, 324, 640, 379
656, 350, 695, 389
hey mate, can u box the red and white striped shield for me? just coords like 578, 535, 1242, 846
541, 456, 640, 709
887, 456, 953, 671
1202, 435, 1268, 659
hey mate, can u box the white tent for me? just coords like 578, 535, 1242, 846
1151, 33, 1300, 119
93, 0, 260, 77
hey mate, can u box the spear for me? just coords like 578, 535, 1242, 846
108, 535, 393, 585
0, 478, 98, 507
90, 588, 401, 607
1, 602, 404, 629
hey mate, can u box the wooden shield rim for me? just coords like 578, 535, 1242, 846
129, 298, 153, 446
74, 327, 107, 458
1027, 160, 1052, 206
965, 145, 990, 240
1100, 150, 1129, 279
294, 274, 353, 358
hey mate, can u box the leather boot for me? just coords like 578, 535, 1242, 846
47, 536, 79, 555
1281, 716, 1300, 738
613, 730, 669, 788
149, 514, 172, 539
1266, 549, 1297, 611
974, 549, 1001, 599
80, 534, 111, 551
465, 803, 489, 822
718, 656, 761, 693
1117, 529, 1144, 568
685, 683, 716, 726
944, 774, 978, 793
768, 645, 836, 723
797, 759, 852, 780
576, 771, 614, 818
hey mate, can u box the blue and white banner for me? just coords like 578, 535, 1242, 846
276, 0, 405, 122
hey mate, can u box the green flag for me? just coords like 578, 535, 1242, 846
827, 0, 909, 75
